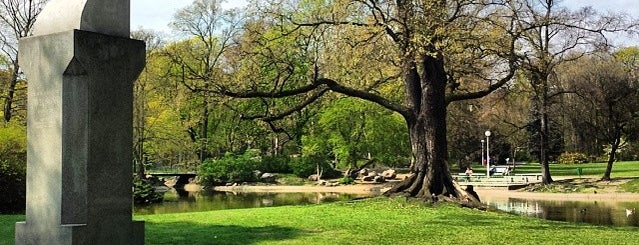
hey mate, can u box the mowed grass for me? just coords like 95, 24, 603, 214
0, 215, 20, 245
621, 179, 639, 193
472, 161, 639, 177
3, 198, 638, 245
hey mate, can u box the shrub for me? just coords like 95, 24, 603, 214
133, 176, 164, 204
557, 152, 589, 164
289, 155, 341, 179
338, 177, 355, 185
199, 151, 260, 186
259, 155, 291, 173
616, 141, 639, 161
0, 123, 26, 214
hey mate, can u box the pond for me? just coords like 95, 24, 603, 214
135, 187, 639, 227
485, 197, 639, 227
134, 188, 371, 215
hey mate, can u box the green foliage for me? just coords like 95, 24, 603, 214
303, 98, 410, 169
274, 174, 309, 186
337, 177, 354, 185
0, 160, 25, 214
0, 124, 26, 214
526, 113, 565, 162
289, 155, 340, 179
259, 155, 291, 173
199, 151, 260, 186
133, 177, 164, 204
614, 46, 639, 70
617, 141, 639, 161
558, 152, 589, 164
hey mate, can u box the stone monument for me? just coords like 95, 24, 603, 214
15, 0, 145, 244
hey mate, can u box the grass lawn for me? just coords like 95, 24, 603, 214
2, 198, 638, 245
0, 215, 20, 244
471, 161, 639, 177
621, 179, 639, 193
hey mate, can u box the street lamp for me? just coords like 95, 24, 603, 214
481, 139, 485, 166
485, 130, 491, 177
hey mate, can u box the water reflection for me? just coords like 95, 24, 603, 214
134, 188, 369, 215
486, 198, 639, 227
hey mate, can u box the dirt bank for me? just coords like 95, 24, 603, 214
212, 184, 390, 195
209, 177, 639, 203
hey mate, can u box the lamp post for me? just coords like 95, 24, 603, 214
485, 130, 491, 177
481, 140, 485, 166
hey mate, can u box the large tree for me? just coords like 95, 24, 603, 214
165, 0, 244, 163
561, 52, 639, 180
0, 0, 47, 122
216, 0, 519, 203
511, 0, 636, 184
131, 29, 165, 176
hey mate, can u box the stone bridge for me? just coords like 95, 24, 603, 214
148, 173, 197, 187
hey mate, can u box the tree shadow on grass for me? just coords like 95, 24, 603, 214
146, 221, 307, 245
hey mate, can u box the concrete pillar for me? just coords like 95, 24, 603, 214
15, 1, 145, 244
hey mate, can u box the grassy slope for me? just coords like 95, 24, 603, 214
3, 198, 637, 245
124, 198, 639, 245
472, 161, 639, 177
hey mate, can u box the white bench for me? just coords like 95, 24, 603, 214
490, 165, 513, 176
456, 173, 486, 182
515, 173, 543, 181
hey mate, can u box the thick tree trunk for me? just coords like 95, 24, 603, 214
385, 114, 479, 204
384, 55, 480, 205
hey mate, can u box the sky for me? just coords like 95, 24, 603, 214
131, 0, 248, 36
131, 0, 638, 45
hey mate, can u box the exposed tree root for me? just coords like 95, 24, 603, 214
384, 175, 486, 210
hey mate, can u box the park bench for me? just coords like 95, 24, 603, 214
455, 173, 486, 182
490, 165, 513, 176
514, 173, 543, 181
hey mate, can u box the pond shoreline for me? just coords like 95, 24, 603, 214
204, 180, 639, 203
211, 183, 391, 195
477, 189, 639, 202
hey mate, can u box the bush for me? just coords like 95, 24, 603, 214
133, 176, 164, 204
0, 124, 26, 214
616, 141, 639, 161
557, 152, 589, 164
289, 155, 341, 179
199, 151, 260, 186
259, 155, 291, 173
338, 177, 355, 185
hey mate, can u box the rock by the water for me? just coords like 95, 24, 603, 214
358, 168, 369, 177
382, 169, 397, 179
308, 174, 320, 181
260, 173, 277, 183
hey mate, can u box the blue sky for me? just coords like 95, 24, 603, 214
131, 0, 637, 45
131, 0, 248, 35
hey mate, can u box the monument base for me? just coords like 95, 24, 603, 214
15, 221, 144, 245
